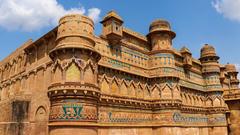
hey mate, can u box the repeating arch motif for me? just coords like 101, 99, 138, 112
98, 75, 225, 109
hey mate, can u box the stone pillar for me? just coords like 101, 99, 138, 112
48, 14, 101, 135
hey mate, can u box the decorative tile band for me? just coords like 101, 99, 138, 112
98, 110, 226, 126
173, 112, 226, 124
49, 103, 97, 121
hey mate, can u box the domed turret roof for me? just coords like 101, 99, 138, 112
150, 19, 171, 30
147, 19, 176, 39
200, 44, 218, 58
201, 44, 214, 51
101, 10, 123, 23
180, 46, 191, 54
225, 64, 237, 73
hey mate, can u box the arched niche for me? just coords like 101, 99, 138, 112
206, 98, 213, 107
161, 84, 172, 99
53, 65, 62, 83
144, 87, 151, 100
182, 94, 187, 105
152, 86, 160, 99
35, 106, 47, 122
34, 106, 48, 135
66, 63, 81, 82
213, 97, 221, 107
84, 65, 94, 84
128, 83, 136, 97
120, 81, 128, 96
136, 85, 144, 99
188, 95, 193, 106
172, 86, 181, 99
101, 77, 110, 94
111, 79, 119, 95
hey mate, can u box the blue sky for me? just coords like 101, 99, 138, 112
0, 0, 240, 67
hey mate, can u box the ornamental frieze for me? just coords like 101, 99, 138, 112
98, 109, 227, 126
49, 103, 97, 121
173, 112, 226, 124
51, 57, 97, 73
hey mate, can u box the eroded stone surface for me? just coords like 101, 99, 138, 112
0, 11, 239, 135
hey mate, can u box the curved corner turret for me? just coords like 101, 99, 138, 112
147, 19, 176, 52
147, 19, 178, 79
48, 14, 101, 135
200, 44, 221, 91
49, 14, 100, 58
146, 20, 180, 104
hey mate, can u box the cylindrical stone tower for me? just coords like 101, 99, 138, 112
147, 19, 179, 89
147, 19, 176, 52
147, 19, 179, 80
200, 44, 228, 135
200, 44, 221, 91
147, 19, 178, 77
48, 14, 101, 135
147, 19, 181, 135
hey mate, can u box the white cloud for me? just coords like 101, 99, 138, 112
87, 8, 101, 23
212, 0, 240, 22
0, 0, 101, 31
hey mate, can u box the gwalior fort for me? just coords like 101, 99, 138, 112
0, 11, 240, 135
